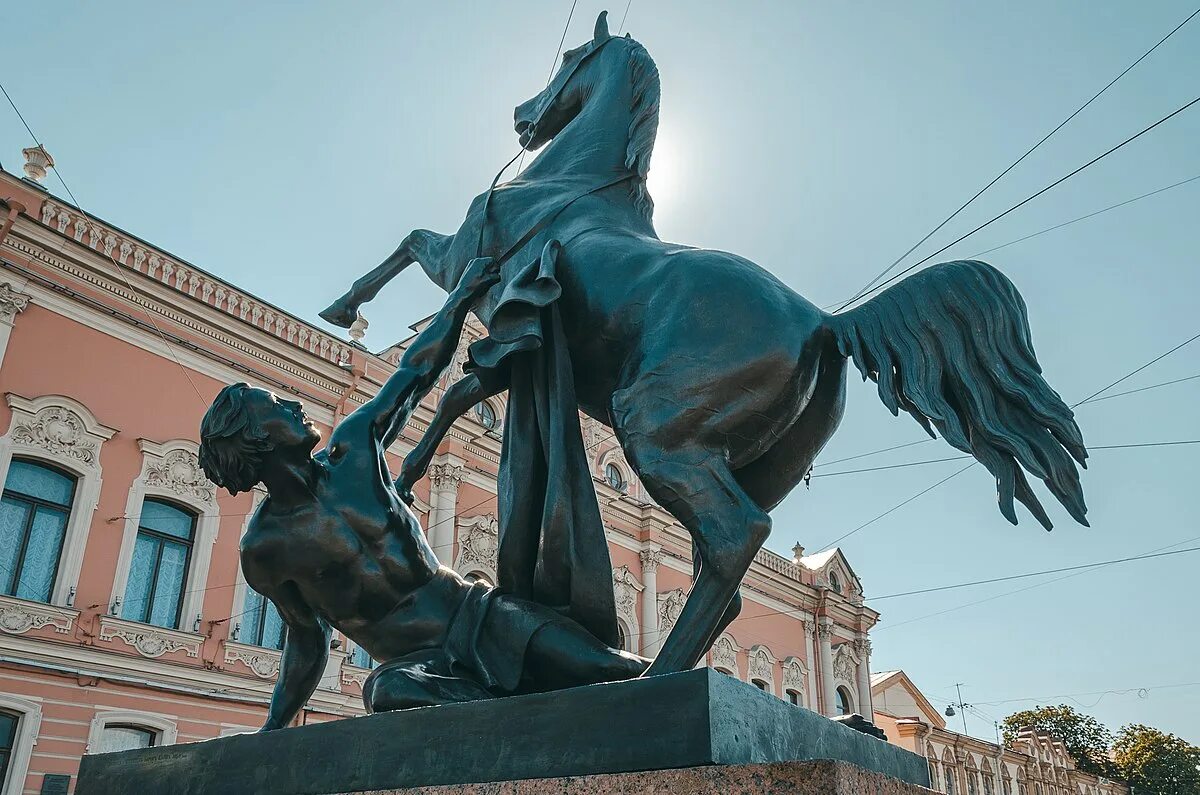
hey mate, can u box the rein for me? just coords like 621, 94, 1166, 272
474, 34, 628, 264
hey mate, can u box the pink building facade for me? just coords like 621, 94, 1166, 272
0, 158, 879, 794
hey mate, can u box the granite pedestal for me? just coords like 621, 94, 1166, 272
76, 669, 930, 795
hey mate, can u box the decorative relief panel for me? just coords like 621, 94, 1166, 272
612, 565, 642, 624
832, 643, 859, 682
711, 634, 739, 675
0, 594, 76, 635
10, 403, 103, 468
748, 645, 775, 682
455, 514, 499, 574
341, 667, 369, 688
98, 615, 203, 659
143, 447, 215, 505
782, 657, 807, 691
657, 588, 686, 635
224, 642, 282, 679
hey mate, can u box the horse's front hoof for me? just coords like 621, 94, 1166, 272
319, 299, 358, 329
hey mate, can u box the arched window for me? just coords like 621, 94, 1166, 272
828, 570, 842, 593
928, 758, 940, 792
751, 679, 769, 692
98, 724, 157, 754
615, 622, 628, 651
967, 768, 979, 795
0, 459, 76, 603
122, 498, 196, 628
240, 589, 286, 650
474, 401, 498, 431
785, 688, 802, 706
604, 463, 627, 493
351, 644, 378, 670
835, 685, 854, 715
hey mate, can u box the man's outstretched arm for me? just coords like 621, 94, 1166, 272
339, 257, 499, 450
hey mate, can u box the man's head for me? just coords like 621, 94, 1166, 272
199, 383, 321, 494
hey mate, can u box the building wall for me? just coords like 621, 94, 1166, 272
0, 169, 879, 794
872, 675, 1127, 795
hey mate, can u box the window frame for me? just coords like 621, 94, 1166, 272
0, 458, 77, 603
0, 696, 42, 795
241, 588, 286, 650
473, 400, 498, 431
110, 439, 219, 632
122, 497, 197, 629
835, 685, 855, 715
604, 462, 628, 493
86, 710, 176, 755
0, 394, 116, 608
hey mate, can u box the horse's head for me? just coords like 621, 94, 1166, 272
513, 11, 660, 218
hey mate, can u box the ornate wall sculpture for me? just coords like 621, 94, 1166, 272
454, 513, 499, 581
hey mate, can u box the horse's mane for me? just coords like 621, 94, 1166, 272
624, 39, 660, 223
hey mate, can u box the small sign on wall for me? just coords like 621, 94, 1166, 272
41, 774, 71, 795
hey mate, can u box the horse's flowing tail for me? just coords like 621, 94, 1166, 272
827, 260, 1088, 530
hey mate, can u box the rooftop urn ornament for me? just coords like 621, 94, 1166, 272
348, 311, 369, 346
311, 8, 1088, 684
21, 145, 53, 184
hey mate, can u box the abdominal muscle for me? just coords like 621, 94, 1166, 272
327, 567, 469, 663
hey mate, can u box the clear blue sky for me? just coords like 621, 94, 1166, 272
3, 1, 1198, 743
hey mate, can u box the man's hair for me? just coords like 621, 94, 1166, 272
198, 383, 273, 495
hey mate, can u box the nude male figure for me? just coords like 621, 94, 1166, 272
198, 258, 644, 731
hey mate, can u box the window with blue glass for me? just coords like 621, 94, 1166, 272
0, 459, 76, 603
122, 499, 196, 628
0, 709, 17, 789
240, 588, 286, 649
351, 644, 377, 669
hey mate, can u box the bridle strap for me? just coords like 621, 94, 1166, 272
475, 35, 622, 260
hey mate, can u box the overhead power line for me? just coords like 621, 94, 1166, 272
812, 439, 1200, 479
842, 93, 1200, 310
866, 534, 1200, 633
969, 174, 1200, 258
868, 546, 1200, 601
836, 5, 1200, 309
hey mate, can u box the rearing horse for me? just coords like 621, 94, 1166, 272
321, 12, 1088, 677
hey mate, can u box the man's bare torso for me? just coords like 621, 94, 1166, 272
241, 428, 468, 663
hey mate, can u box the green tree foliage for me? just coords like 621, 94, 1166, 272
1001, 705, 1117, 778
1111, 724, 1200, 795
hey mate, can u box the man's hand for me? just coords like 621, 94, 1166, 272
454, 257, 502, 299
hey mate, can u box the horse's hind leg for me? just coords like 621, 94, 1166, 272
320, 229, 454, 327
625, 440, 771, 676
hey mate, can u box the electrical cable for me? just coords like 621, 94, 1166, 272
968, 173, 1200, 259
835, 5, 1200, 309
839, 93, 1200, 311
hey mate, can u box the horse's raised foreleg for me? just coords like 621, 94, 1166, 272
320, 229, 454, 328
395, 372, 508, 502
625, 440, 771, 676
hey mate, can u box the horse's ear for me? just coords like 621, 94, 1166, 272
594, 10, 610, 43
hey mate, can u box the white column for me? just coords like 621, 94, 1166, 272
0, 283, 31, 371
427, 461, 464, 561
639, 546, 662, 654
803, 618, 819, 710
818, 619, 836, 717
854, 637, 874, 717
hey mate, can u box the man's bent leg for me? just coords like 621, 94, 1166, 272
363, 652, 495, 713
521, 621, 649, 693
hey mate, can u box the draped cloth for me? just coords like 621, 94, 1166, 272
467, 239, 619, 648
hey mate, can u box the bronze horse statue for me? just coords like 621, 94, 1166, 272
321, 12, 1088, 677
